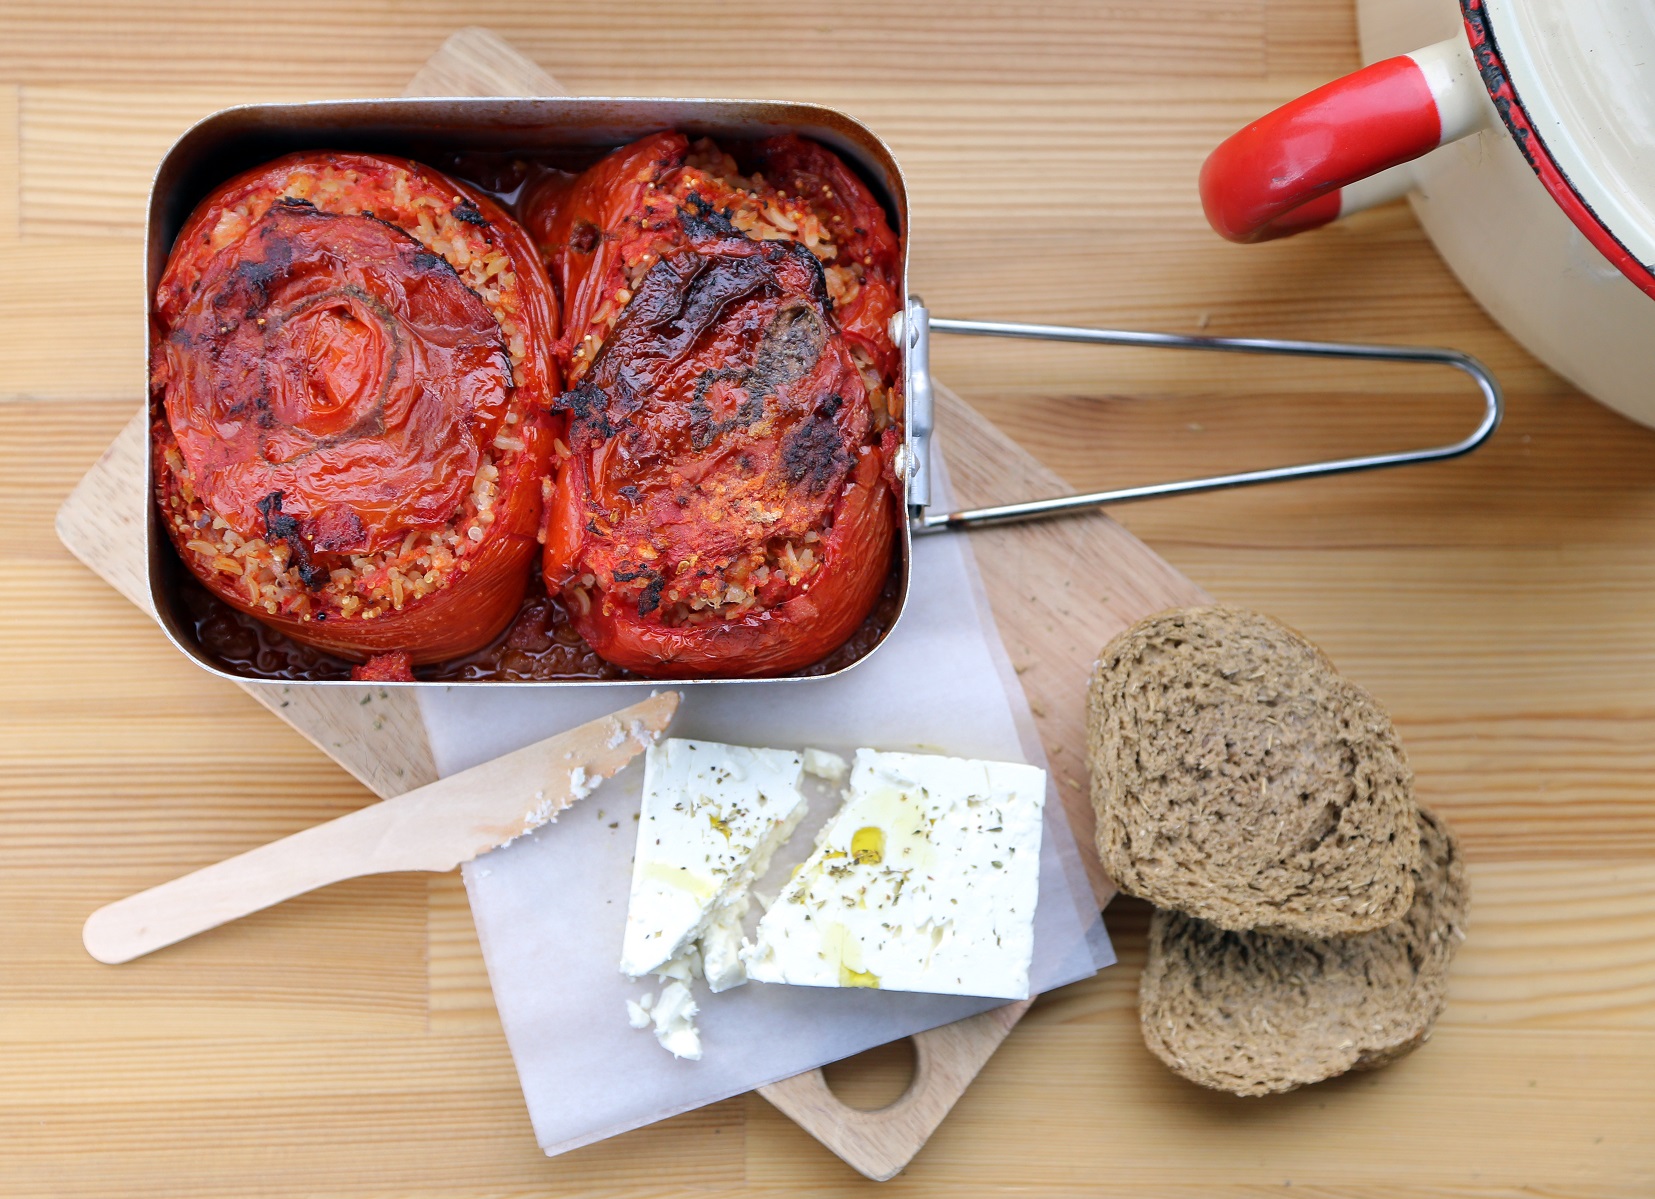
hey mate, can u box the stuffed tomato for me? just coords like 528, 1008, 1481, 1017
527, 132, 903, 678
150, 152, 559, 665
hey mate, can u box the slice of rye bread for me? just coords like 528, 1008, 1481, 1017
1088, 606, 1419, 937
1138, 807, 1469, 1096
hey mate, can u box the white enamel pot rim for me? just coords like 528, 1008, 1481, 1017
1202, 0, 1655, 427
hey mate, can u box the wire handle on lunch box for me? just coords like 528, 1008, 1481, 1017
897, 297, 1502, 533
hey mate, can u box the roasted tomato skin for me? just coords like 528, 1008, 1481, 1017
531, 131, 685, 376
529, 133, 902, 678
151, 152, 560, 664
745, 136, 903, 395
574, 451, 893, 677
351, 650, 417, 682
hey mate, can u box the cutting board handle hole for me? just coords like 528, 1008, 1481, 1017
821, 1037, 919, 1111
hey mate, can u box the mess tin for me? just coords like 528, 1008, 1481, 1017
145, 97, 1503, 688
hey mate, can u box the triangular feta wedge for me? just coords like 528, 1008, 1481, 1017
743, 749, 1046, 1000
620, 739, 807, 990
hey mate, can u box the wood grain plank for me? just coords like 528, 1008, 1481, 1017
19, 86, 312, 238
0, 1055, 744, 1199
14, 82, 1266, 229
1444, 860, 1655, 1029
0, 754, 375, 868
1166, 546, 1655, 722
1032, 857, 1655, 1037
1265, 0, 1362, 77
1, 401, 138, 558
914, 210, 1561, 401
0, 2, 1270, 90
0, 85, 19, 245
0, 239, 134, 401
1, 875, 430, 1037
426, 872, 497, 1034
974, 386, 1649, 552
10, 83, 1563, 405
747, 1022, 1655, 1190
6, 212, 1555, 403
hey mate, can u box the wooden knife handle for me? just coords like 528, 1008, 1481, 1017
82, 692, 679, 965
82, 801, 414, 964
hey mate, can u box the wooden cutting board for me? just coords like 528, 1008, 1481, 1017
54, 27, 1207, 1182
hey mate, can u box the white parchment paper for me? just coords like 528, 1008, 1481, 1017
420, 457, 1114, 1157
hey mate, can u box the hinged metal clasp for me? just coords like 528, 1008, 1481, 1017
897, 297, 1502, 533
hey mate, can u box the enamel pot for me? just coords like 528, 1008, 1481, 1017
1202, 0, 1655, 428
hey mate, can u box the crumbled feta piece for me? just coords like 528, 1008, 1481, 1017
568, 766, 597, 800
802, 747, 850, 783
743, 749, 1046, 1000
654, 946, 700, 984
625, 997, 653, 1029
649, 980, 702, 1060
699, 895, 750, 993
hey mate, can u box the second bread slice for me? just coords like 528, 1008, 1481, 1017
1088, 606, 1418, 937
1139, 807, 1469, 1096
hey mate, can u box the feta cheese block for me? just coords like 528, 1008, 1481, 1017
743, 749, 1047, 1000
620, 739, 807, 990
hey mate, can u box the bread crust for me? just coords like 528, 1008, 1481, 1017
1088, 606, 1419, 936
1138, 807, 1468, 1096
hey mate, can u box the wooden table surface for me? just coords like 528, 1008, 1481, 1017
4, 3, 1653, 1195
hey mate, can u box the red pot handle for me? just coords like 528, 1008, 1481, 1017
1201, 37, 1487, 244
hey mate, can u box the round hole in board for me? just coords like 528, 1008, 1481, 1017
821, 1037, 918, 1111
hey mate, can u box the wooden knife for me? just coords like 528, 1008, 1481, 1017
82, 691, 679, 964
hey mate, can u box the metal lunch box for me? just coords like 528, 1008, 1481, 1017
144, 97, 1503, 687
